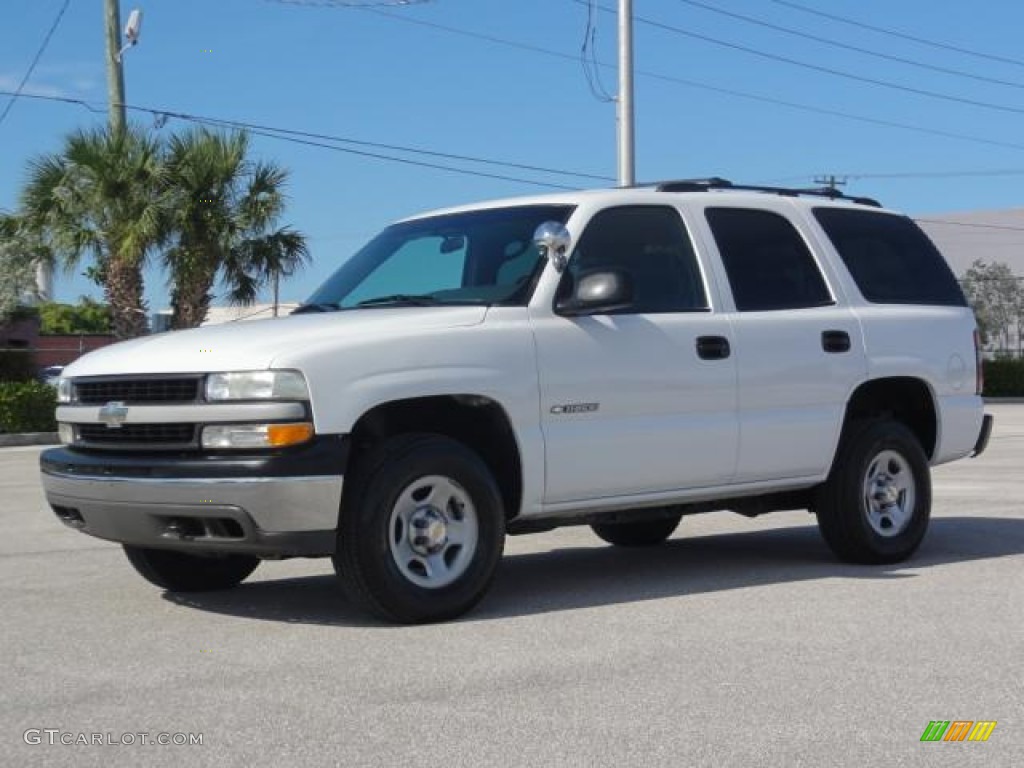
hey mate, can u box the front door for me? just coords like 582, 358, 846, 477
531, 205, 739, 506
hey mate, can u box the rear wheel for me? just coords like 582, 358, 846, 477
123, 546, 259, 591
816, 420, 931, 564
333, 434, 505, 623
591, 512, 682, 547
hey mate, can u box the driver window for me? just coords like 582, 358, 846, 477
563, 205, 708, 313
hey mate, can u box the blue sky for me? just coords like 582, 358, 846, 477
3, 0, 1024, 310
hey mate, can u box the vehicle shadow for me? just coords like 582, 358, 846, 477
162, 516, 1024, 627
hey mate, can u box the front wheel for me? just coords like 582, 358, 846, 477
333, 434, 505, 623
123, 546, 260, 591
816, 420, 931, 564
592, 512, 682, 547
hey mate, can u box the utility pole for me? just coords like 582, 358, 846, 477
814, 174, 847, 192
617, 0, 635, 187
104, 0, 126, 134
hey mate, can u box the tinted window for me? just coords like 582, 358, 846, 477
305, 205, 574, 308
706, 208, 832, 311
563, 206, 707, 313
813, 208, 967, 306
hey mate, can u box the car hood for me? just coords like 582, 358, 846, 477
63, 306, 489, 377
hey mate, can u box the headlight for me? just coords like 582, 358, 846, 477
201, 423, 314, 449
56, 378, 72, 403
205, 370, 308, 401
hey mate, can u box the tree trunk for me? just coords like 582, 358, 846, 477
170, 254, 217, 330
104, 256, 148, 339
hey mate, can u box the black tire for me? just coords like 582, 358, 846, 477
332, 433, 505, 624
816, 419, 931, 564
591, 512, 682, 547
123, 546, 260, 592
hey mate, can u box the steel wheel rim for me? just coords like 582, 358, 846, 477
387, 474, 479, 589
862, 449, 916, 538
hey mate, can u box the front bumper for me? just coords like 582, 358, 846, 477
39, 436, 348, 557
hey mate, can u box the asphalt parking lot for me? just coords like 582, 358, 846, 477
2, 406, 1021, 767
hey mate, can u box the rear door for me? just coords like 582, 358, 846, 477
698, 204, 868, 483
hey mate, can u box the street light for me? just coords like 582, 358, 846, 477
116, 8, 143, 63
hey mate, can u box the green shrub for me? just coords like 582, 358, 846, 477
0, 349, 36, 382
0, 381, 57, 433
983, 359, 1024, 397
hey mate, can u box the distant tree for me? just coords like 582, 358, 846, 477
162, 129, 309, 329
38, 299, 112, 334
0, 213, 45, 322
20, 125, 167, 339
960, 259, 1022, 352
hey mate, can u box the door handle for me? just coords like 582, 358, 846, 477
696, 336, 731, 360
822, 330, 851, 354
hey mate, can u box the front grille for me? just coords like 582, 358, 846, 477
74, 377, 201, 405
76, 423, 197, 448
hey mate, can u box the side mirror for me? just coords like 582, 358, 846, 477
557, 269, 634, 316
533, 221, 572, 272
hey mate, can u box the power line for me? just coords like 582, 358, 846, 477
851, 169, 1024, 181
675, 0, 1024, 91
0, 89, 589, 190
262, 0, 434, 7
580, 0, 615, 103
916, 218, 1024, 234
582, 1, 1024, 118
0, 0, 72, 129
358, 7, 1024, 155
764, 0, 1024, 70
769, 169, 1024, 184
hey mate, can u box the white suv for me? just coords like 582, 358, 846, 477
40, 179, 993, 622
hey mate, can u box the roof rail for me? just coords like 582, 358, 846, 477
650, 177, 881, 208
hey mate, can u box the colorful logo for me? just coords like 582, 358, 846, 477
920, 720, 997, 742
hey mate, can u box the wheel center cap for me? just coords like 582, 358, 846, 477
410, 507, 448, 554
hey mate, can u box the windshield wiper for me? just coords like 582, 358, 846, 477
291, 302, 339, 314
356, 294, 442, 307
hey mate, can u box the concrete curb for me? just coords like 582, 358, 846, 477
0, 432, 59, 447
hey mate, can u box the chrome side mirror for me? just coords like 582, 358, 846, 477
533, 221, 572, 272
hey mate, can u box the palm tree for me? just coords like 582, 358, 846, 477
163, 129, 309, 329
19, 125, 166, 339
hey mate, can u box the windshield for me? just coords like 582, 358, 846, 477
302, 204, 575, 309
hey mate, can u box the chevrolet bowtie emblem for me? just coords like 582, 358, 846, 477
98, 401, 129, 429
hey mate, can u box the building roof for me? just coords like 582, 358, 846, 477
916, 209, 1024, 277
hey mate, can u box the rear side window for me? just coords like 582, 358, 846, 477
705, 207, 833, 311
813, 208, 967, 307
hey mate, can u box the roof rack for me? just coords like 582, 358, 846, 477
649, 177, 881, 208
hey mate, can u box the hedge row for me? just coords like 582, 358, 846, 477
0, 381, 57, 433
983, 359, 1024, 397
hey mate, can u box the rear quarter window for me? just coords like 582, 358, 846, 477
813, 208, 967, 307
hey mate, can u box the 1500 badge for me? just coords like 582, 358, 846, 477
550, 403, 600, 415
